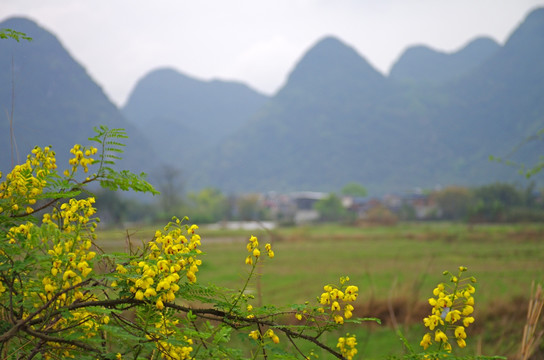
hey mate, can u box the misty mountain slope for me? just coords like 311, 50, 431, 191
389, 37, 500, 84
122, 68, 270, 164
191, 9, 544, 193
434, 7, 544, 178
0, 17, 156, 175
191, 36, 454, 192
3, 8, 543, 195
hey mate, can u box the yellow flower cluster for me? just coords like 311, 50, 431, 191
421, 266, 476, 351
245, 235, 274, 265
40, 228, 97, 303
0, 146, 57, 215
147, 316, 194, 360
318, 276, 358, 324
248, 328, 280, 344
23, 212, 102, 359
45, 197, 98, 234
65, 144, 97, 175
119, 219, 203, 310
6, 222, 34, 244
337, 334, 358, 360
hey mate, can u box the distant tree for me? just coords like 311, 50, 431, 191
314, 193, 348, 222
185, 187, 228, 223
341, 182, 367, 197
236, 193, 269, 221
469, 183, 523, 222
94, 189, 156, 226
156, 165, 184, 216
433, 186, 472, 220
360, 204, 398, 226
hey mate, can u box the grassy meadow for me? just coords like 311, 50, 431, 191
95, 221, 544, 358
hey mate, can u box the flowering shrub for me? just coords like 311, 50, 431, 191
0, 127, 381, 360
420, 267, 476, 352
0, 127, 504, 360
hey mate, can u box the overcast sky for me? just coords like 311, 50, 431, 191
2, 0, 544, 107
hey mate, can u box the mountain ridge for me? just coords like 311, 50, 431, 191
2, 9, 543, 195
186, 7, 544, 193
389, 37, 500, 83
0, 17, 157, 177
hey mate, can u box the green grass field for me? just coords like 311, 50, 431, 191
95, 221, 544, 358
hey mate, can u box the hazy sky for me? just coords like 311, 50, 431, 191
2, 0, 544, 107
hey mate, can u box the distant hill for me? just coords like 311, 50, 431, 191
187, 8, 544, 193
122, 68, 269, 164
2, 8, 543, 196
191, 36, 453, 192
389, 37, 500, 84
435, 7, 544, 182
0, 17, 156, 176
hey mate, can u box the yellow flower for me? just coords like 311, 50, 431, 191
343, 285, 358, 301
423, 315, 442, 331
144, 288, 157, 298
62, 270, 77, 281
319, 292, 330, 305
462, 305, 474, 316
186, 271, 197, 283
249, 330, 260, 340
434, 329, 448, 343
344, 304, 354, 319
454, 326, 466, 340
445, 309, 461, 323
420, 333, 432, 350
463, 316, 475, 327
156, 299, 164, 310
135, 290, 144, 300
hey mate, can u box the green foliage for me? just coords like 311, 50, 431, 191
468, 183, 524, 222
0, 28, 32, 42
433, 186, 472, 220
184, 187, 228, 223
341, 182, 368, 197
89, 125, 158, 195
314, 193, 350, 222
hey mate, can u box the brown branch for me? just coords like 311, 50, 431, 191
4, 292, 346, 359
0, 279, 92, 342
24, 327, 101, 354
285, 333, 309, 360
